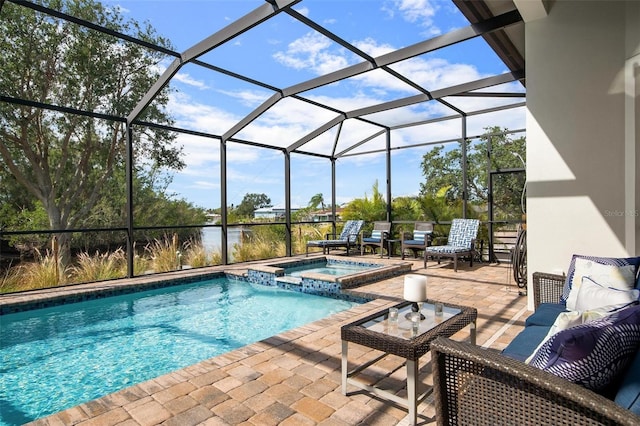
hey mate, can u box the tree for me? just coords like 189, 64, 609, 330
341, 181, 387, 223
234, 193, 272, 218
0, 0, 182, 265
419, 126, 525, 219
308, 193, 325, 210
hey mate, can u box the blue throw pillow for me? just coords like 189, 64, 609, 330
529, 305, 640, 392
561, 255, 640, 304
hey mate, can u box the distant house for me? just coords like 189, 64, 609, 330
253, 205, 302, 220
205, 213, 221, 224
310, 208, 343, 222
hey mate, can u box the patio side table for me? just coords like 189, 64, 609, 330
341, 300, 477, 426
386, 238, 401, 258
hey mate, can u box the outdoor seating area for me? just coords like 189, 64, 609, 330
432, 258, 640, 425
7, 251, 640, 425
2, 0, 638, 425
12, 255, 527, 426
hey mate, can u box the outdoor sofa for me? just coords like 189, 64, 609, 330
432, 255, 640, 426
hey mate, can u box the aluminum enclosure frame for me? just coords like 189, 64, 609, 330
1, 0, 526, 273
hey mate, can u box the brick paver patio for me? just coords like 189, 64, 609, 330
4, 254, 530, 426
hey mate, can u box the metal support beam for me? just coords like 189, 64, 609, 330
385, 129, 392, 222
127, 59, 181, 124
332, 158, 337, 234
287, 114, 346, 153
284, 152, 292, 257
125, 124, 135, 278
220, 139, 228, 265
127, 0, 298, 123
304, 73, 522, 157
487, 133, 494, 262
283, 10, 522, 97
461, 116, 468, 218
346, 71, 521, 121
336, 129, 386, 158
223, 92, 283, 141
226, 9, 523, 146
182, 0, 300, 62
331, 122, 344, 158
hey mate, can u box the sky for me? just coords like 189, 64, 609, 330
106, 0, 526, 210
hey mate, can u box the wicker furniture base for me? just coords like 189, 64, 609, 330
431, 337, 640, 426
341, 300, 477, 425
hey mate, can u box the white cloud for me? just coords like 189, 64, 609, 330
385, 0, 441, 36
273, 31, 351, 74
273, 34, 486, 101
173, 72, 210, 90
216, 89, 272, 108
294, 6, 310, 17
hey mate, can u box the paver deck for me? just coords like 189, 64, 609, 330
3, 254, 530, 426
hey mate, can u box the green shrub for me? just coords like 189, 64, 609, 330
70, 249, 126, 282
146, 238, 181, 272
0, 250, 66, 293
183, 241, 208, 268
133, 254, 151, 275
210, 250, 222, 265
232, 235, 285, 262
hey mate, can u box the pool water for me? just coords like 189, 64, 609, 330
287, 262, 379, 277
0, 278, 360, 425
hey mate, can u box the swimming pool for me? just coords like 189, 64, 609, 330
0, 277, 361, 425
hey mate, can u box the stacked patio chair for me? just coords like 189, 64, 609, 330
306, 220, 364, 256
426, 218, 479, 272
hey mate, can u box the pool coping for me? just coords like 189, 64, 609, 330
0, 256, 412, 315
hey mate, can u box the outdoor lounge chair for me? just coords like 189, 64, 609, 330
400, 222, 433, 268
426, 218, 479, 272
306, 220, 364, 256
360, 221, 391, 257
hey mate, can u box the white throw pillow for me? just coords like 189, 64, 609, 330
524, 306, 614, 364
574, 276, 639, 312
565, 258, 636, 310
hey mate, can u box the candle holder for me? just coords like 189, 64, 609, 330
403, 274, 427, 320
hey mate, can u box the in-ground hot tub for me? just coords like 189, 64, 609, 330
246, 256, 412, 297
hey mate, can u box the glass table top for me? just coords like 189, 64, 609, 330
361, 303, 461, 341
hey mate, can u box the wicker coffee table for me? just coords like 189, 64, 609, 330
341, 300, 477, 425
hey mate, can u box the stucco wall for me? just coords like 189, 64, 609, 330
525, 1, 639, 308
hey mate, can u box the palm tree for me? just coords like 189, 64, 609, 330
308, 193, 325, 210
342, 181, 387, 223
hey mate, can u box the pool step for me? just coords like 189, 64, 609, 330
275, 276, 302, 286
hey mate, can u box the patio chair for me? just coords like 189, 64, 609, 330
360, 221, 391, 257
306, 220, 364, 256
426, 218, 479, 272
400, 222, 433, 268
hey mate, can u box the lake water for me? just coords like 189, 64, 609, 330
201, 226, 242, 253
